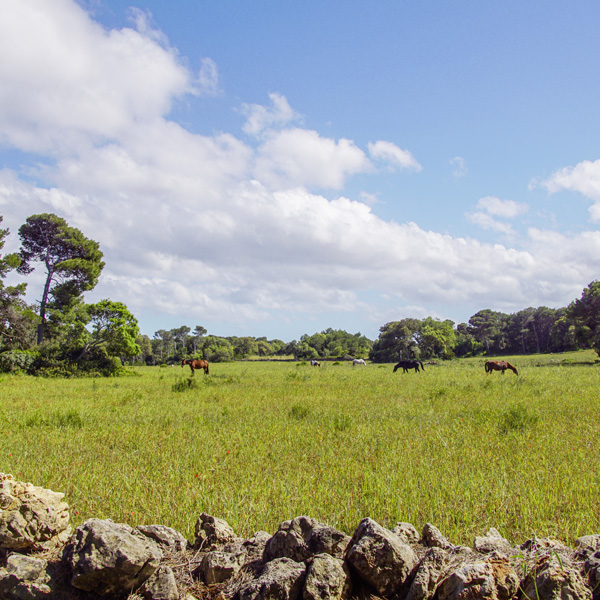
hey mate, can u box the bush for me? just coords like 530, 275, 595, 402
0, 350, 36, 373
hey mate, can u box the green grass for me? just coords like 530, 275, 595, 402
1, 351, 599, 547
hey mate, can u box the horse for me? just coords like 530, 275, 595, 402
484, 360, 518, 375
311, 360, 321, 367
352, 358, 366, 367
182, 358, 210, 375
393, 360, 425, 373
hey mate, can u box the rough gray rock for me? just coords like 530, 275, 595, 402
345, 517, 417, 597
63, 518, 163, 597
392, 522, 421, 545
264, 516, 351, 563
422, 523, 454, 550
194, 513, 237, 550
518, 553, 591, 600
237, 557, 307, 600
437, 558, 519, 600
140, 565, 179, 600
200, 550, 245, 584
474, 528, 513, 555
303, 553, 351, 600
137, 524, 189, 552
0, 553, 53, 599
406, 546, 449, 600
0, 473, 71, 551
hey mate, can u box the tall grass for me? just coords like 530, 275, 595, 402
1, 351, 599, 547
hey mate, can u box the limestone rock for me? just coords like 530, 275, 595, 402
422, 523, 454, 550
392, 522, 420, 545
437, 558, 519, 600
474, 528, 512, 555
303, 553, 351, 600
140, 565, 179, 600
137, 524, 189, 552
200, 550, 244, 584
518, 553, 591, 600
63, 517, 163, 597
194, 513, 237, 550
0, 473, 71, 551
264, 516, 350, 562
406, 546, 449, 600
0, 553, 53, 599
345, 517, 417, 597
238, 557, 307, 600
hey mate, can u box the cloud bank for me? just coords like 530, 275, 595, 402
0, 0, 599, 339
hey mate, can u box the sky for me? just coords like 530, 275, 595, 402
1, 0, 600, 342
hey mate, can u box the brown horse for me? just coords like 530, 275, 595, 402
485, 360, 518, 375
182, 358, 210, 375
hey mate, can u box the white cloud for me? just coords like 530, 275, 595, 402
539, 159, 600, 221
1, 0, 598, 339
450, 156, 467, 179
0, 0, 191, 154
466, 196, 528, 235
475, 196, 528, 218
368, 140, 422, 172
241, 93, 299, 137
254, 129, 371, 190
196, 58, 221, 96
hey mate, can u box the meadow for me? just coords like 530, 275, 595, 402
1, 351, 599, 548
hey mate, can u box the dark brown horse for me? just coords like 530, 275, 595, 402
393, 360, 425, 373
182, 358, 210, 375
485, 360, 518, 375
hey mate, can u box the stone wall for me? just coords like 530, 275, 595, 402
1, 473, 599, 600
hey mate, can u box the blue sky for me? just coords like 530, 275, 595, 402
1, 0, 600, 342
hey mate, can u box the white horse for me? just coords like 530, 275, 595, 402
352, 358, 366, 367
311, 360, 321, 367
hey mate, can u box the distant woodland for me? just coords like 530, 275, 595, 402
1, 213, 600, 375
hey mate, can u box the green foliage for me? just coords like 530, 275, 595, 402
0, 216, 31, 351
0, 350, 36, 373
31, 343, 124, 377
568, 281, 600, 356
17, 213, 104, 343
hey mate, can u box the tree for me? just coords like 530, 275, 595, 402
418, 317, 456, 359
468, 309, 506, 355
74, 300, 140, 361
191, 325, 207, 354
568, 281, 600, 356
0, 216, 33, 350
18, 213, 104, 344
369, 319, 421, 363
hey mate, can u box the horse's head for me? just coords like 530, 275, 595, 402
181, 359, 187, 367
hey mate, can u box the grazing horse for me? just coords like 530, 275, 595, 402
393, 360, 425, 373
485, 360, 518, 375
352, 358, 366, 367
182, 358, 210, 375
311, 360, 321, 367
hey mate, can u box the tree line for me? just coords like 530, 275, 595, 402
1, 212, 599, 375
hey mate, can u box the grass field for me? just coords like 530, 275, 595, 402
2, 351, 599, 548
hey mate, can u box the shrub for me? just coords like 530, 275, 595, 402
0, 350, 36, 373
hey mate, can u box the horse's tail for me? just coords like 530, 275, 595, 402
484, 362, 490, 373
419, 361, 425, 371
